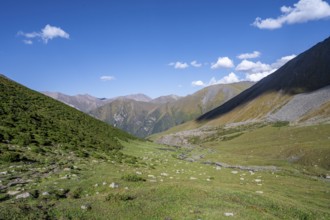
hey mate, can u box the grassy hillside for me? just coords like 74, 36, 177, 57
1, 131, 328, 219
0, 75, 134, 151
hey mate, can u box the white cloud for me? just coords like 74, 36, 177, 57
217, 72, 240, 84
41, 24, 70, 43
191, 72, 240, 87
18, 24, 69, 44
191, 80, 206, 87
245, 71, 275, 82
253, 0, 330, 29
169, 61, 189, 69
237, 51, 261, 59
236, 60, 271, 73
211, 57, 234, 69
236, 54, 296, 82
23, 39, 33, 45
271, 54, 297, 68
191, 60, 202, 67
100, 76, 115, 81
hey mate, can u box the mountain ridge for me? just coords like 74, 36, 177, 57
197, 36, 330, 122
91, 82, 253, 137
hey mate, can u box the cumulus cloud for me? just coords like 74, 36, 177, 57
237, 51, 261, 59
23, 39, 33, 45
245, 71, 275, 82
18, 24, 70, 44
100, 76, 115, 81
271, 54, 297, 68
236, 60, 271, 73
208, 73, 241, 85
235, 55, 296, 82
191, 80, 206, 87
191, 72, 240, 87
253, 0, 330, 29
169, 62, 189, 69
191, 60, 202, 67
211, 57, 234, 69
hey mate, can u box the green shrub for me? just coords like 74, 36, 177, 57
105, 193, 135, 202
67, 187, 82, 199
31, 146, 45, 154
272, 121, 290, 127
30, 189, 39, 198
121, 174, 146, 182
0, 152, 20, 162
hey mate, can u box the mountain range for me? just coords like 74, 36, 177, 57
44, 82, 253, 137
153, 36, 330, 146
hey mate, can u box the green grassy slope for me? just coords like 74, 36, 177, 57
1, 136, 328, 219
0, 75, 133, 151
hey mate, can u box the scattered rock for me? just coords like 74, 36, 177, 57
42, 192, 50, 196
256, 191, 264, 194
63, 168, 71, 171
224, 212, 234, 216
148, 175, 156, 178
102, 182, 107, 186
7, 190, 20, 196
109, 182, 119, 188
15, 192, 31, 199
136, 171, 142, 175
161, 173, 168, 176
81, 204, 91, 210
0, 171, 8, 175
216, 166, 221, 170
254, 179, 262, 183
190, 177, 197, 180
231, 171, 238, 174
60, 175, 69, 179
240, 178, 244, 181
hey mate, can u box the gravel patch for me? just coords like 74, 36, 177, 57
268, 86, 330, 122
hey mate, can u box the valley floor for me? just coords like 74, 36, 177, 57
0, 124, 330, 219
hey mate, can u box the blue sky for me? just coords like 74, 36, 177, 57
1, 0, 330, 98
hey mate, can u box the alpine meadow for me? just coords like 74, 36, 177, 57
1, 0, 330, 219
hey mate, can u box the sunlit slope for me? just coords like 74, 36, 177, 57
0, 74, 134, 153
91, 82, 253, 137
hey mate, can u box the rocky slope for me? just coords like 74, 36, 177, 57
42, 92, 106, 113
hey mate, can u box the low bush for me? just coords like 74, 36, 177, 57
121, 174, 146, 182
105, 193, 135, 202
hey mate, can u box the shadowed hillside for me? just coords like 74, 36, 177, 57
197, 36, 330, 121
